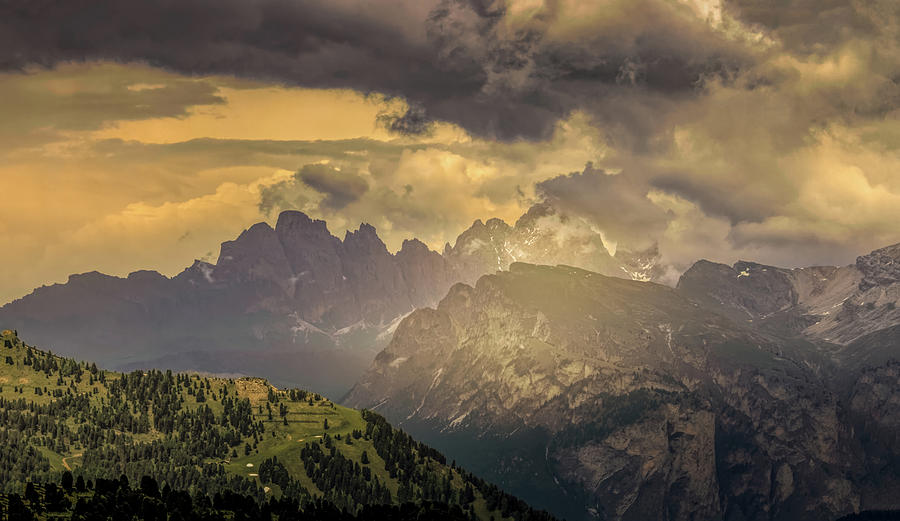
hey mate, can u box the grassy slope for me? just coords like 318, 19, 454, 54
0, 329, 507, 520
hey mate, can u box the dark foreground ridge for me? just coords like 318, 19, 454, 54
0, 477, 520, 521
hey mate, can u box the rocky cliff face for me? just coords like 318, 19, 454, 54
346, 259, 900, 521
443, 203, 666, 286
676, 244, 900, 347
857, 243, 900, 291
210, 211, 448, 327
0, 211, 461, 397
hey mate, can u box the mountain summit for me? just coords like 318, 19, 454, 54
0, 206, 648, 396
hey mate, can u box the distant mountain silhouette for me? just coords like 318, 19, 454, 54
0, 205, 659, 396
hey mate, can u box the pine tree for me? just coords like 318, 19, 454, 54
140, 476, 160, 498
463, 483, 476, 504
61, 470, 74, 491
398, 482, 413, 504
25, 482, 39, 503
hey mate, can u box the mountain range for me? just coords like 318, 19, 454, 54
0, 204, 659, 397
6, 206, 900, 521
346, 245, 900, 521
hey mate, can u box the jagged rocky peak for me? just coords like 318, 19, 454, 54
396, 239, 454, 309
614, 243, 663, 282
857, 242, 900, 291
502, 202, 664, 282
343, 223, 389, 255
484, 217, 511, 231
217, 222, 278, 261
428, 201, 669, 285
450, 217, 511, 251
214, 221, 293, 288
397, 238, 445, 268
274, 211, 344, 289
274, 209, 332, 237
674, 242, 900, 347
340, 224, 401, 284
731, 260, 798, 306
513, 200, 553, 227
174, 259, 216, 284
216, 222, 278, 256
398, 237, 429, 254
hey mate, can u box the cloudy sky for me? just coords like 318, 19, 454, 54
1, 0, 899, 304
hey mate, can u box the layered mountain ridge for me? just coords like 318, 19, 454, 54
0, 205, 654, 397
205, 211, 454, 327
346, 243, 900, 521
9, 203, 900, 520
676, 243, 900, 351
444, 203, 665, 285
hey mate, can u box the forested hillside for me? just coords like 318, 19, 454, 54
0, 329, 553, 521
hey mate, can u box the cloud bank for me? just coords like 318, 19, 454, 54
2, 0, 900, 301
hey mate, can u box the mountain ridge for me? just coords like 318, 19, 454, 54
676, 243, 900, 348
346, 245, 900, 521
0, 205, 665, 397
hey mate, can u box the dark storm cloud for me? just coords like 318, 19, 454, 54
297, 163, 370, 209
6, 0, 900, 283
377, 104, 433, 135
535, 163, 671, 249
649, 172, 791, 225
258, 178, 312, 217
417, 0, 756, 142
259, 162, 369, 215
0, 0, 756, 142
0, 63, 225, 150
724, 0, 881, 53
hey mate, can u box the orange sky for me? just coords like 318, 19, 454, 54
0, 62, 603, 303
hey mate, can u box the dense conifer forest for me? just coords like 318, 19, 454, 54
0, 330, 555, 521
